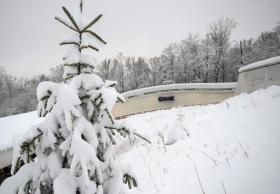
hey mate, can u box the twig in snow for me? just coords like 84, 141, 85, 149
226, 158, 231, 167
105, 126, 151, 144
148, 167, 160, 193
216, 143, 221, 155
238, 140, 249, 158
221, 180, 227, 194
225, 102, 230, 109
200, 150, 218, 166
233, 134, 249, 159
158, 132, 167, 152
191, 148, 218, 167
194, 165, 205, 194
182, 152, 195, 166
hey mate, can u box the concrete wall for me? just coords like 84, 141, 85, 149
236, 56, 280, 94
113, 84, 236, 118
0, 148, 12, 170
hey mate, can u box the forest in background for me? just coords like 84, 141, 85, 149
1, 18, 280, 117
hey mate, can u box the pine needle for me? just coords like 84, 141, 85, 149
62, 6, 80, 31
82, 14, 103, 31
85, 30, 107, 44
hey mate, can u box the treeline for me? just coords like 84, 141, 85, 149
0, 17, 279, 117
0, 65, 63, 117
97, 18, 280, 92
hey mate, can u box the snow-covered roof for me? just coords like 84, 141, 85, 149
239, 56, 280, 73
0, 111, 43, 151
122, 83, 236, 99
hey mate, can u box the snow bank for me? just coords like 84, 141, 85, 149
0, 111, 44, 151
239, 56, 280, 73
117, 85, 280, 194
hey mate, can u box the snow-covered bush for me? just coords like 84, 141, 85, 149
0, 1, 145, 193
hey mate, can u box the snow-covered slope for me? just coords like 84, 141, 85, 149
117, 86, 280, 194
0, 86, 279, 193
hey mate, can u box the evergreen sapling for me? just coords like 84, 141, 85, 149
0, 1, 148, 193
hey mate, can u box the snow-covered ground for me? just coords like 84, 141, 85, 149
0, 86, 279, 193
116, 85, 280, 194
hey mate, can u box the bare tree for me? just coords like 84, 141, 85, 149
125, 56, 136, 90
148, 57, 161, 86
161, 43, 177, 81
98, 58, 112, 80
126, 56, 151, 89
4, 75, 16, 98
179, 41, 190, 83
209, 17, 236, 82
201, 34, 213, 82
115, 52, 126, 92
179, 34, 203, 82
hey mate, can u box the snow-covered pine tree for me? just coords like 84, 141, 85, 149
0, 1, 149, 193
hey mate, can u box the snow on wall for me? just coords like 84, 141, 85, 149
236, 56, 280, 94
239, 56, 280, 73
122, 83, 236, 99
0, 111, 44, 151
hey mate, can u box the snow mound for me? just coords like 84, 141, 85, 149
117, 85, 280, 194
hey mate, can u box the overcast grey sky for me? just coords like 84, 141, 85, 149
0, 0, 279, 78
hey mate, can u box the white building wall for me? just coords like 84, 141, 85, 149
236, 56, 280, 94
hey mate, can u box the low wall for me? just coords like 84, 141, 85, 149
0, 149, 12, 170
0, 83, 236, 170
113, 83, 236, 118
236, 56, 280, 94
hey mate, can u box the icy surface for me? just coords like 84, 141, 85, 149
239, 56, 280, 72
116, 85, 280, 194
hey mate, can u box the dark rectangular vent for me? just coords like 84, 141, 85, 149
158, 96, 174, 102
